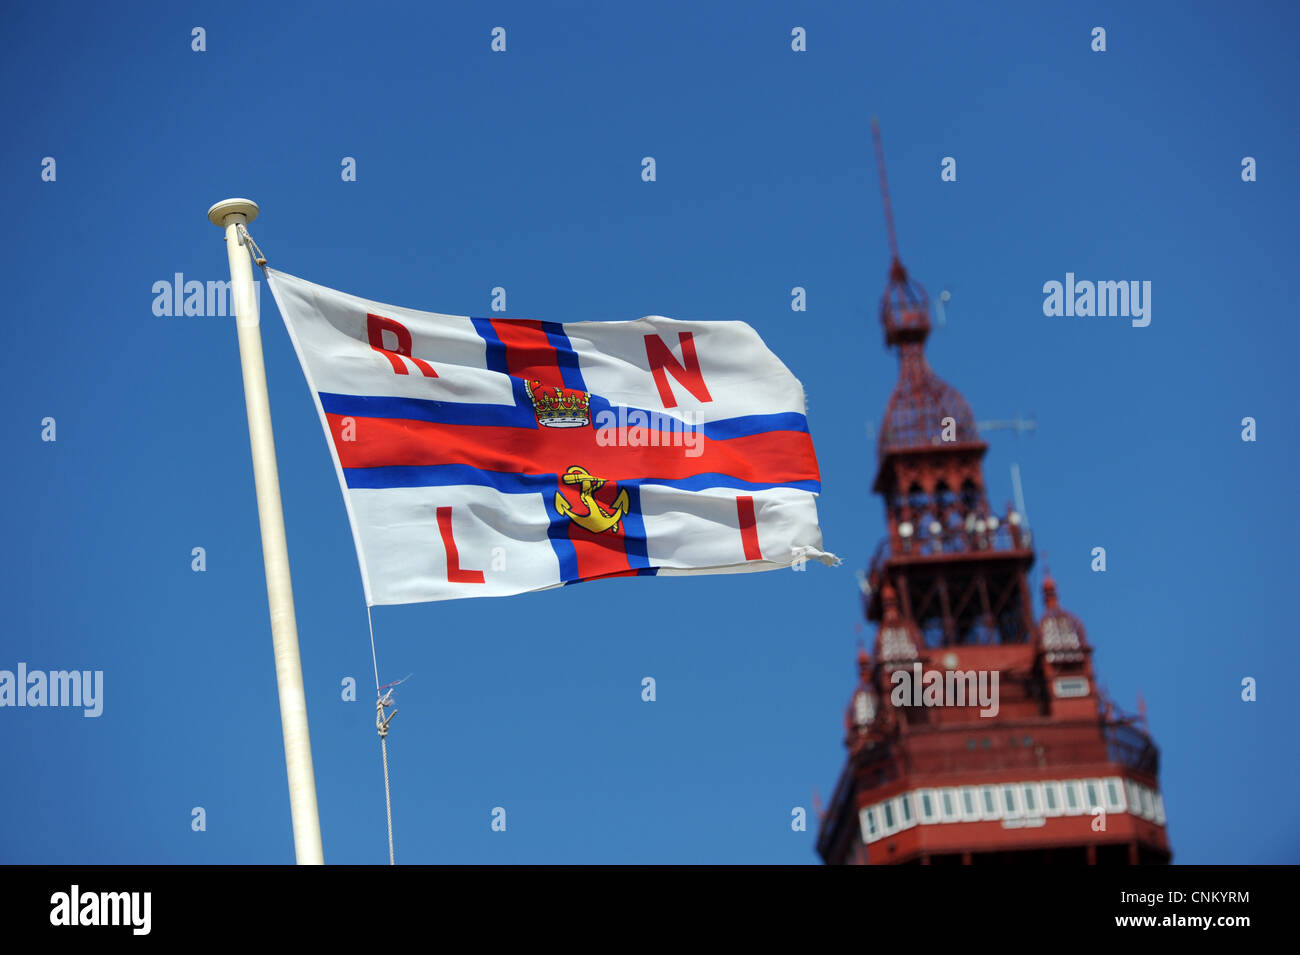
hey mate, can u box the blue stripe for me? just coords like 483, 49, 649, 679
471, 317, 511, 376
541, 489, 580, 583
320, 391, 535, 428
621, 484, 650, 570
320, 391, 807, 439
626, 474, 820, 493
586, 406, 810, 440
540, 321, 587, 393
702, 412, 808, 440
342, 465, 818, 495
344, 465, 554, 493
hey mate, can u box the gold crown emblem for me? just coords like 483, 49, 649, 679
524, 379, 591, 428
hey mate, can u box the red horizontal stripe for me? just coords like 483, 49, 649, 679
327, 414, 820, 486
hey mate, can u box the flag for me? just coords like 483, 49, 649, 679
265, 268, 836, 605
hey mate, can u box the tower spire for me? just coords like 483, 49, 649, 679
871, 117, 900, 265
870, 120, 931, 351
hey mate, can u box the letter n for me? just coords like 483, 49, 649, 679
368, 313, 437, 377
644, 332, 712, 408
437, 507, 484, 584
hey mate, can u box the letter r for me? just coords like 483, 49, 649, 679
368, 313, 437, 377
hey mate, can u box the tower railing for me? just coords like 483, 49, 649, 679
867, 512, 1032, 585
1103, 719, 1161, 776
853, 720, 1159, 780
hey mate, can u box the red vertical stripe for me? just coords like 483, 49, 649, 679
490, 319, 637, 580
736, 495, 762, 561
567, 523, 635, 580
491, 319, 566, 387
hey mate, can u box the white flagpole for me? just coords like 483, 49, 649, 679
208, 198, 325, 865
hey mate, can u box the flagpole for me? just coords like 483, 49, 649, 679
208, 198, 325, 865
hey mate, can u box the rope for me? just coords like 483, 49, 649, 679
378, 697, 395, 866
236, 222, 268, 267
368, 605, 397, 865
367, 604, 381, 692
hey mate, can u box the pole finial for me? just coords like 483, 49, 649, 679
208, 198, 259, 227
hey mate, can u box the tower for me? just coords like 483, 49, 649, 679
815, 124, 1171, 865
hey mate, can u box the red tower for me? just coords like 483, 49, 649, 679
816, 124, 1171, 865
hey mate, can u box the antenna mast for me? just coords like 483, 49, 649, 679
871, 117, 900, 264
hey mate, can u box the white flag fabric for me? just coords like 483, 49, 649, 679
266, 268, 836, 605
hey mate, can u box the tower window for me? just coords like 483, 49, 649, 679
1021, 785, 1039, 814
1044, 783, 1061, 814
998, 605, 1028, 645
1064, 781, 1083, 813
941, 790, 956, 819
862, 807, 879, 840
935, 481, 955, 515
945, 510, 967, 553
1105, 778, 1124, 812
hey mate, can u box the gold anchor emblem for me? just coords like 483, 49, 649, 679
555, 466, 630, 534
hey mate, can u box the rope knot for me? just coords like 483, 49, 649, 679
376, 689, 397, 738
236, 222, 268, 267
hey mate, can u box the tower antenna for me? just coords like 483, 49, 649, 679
871, 117, 901, 265
1010, 462, 1030, 527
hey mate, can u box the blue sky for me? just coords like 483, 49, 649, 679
1, 1, 1297, 864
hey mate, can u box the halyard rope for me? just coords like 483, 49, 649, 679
368, 605, 397, 866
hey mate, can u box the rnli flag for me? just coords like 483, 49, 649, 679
266, 269, 837, 605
